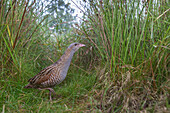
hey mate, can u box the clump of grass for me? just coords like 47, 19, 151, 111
73, 0, 169, 112
0, 0, 50, 77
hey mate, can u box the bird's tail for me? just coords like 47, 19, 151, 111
24, 83, 33, 89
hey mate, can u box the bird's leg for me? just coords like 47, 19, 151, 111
50, 88, 57, 99
43, 88, 56, 100
50, 88, 56, 97
37, 88, 52, 100
49, 90, 52, 101
48, 88, 56, 99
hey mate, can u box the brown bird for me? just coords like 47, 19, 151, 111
24, 43, 85, 100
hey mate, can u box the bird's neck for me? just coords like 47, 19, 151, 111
60, 48, 75, 65
57, 49, 75, 77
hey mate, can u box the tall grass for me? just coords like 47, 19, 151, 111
73, 0, 169, 112
0, 0, 48, 76
0, 0, 169, 112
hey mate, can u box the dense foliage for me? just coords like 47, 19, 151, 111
0, 0, 169, 112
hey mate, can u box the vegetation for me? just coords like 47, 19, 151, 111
0, 0, 169, 112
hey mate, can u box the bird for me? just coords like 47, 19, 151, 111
24, 43, 85, 100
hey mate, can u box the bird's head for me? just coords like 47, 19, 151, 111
67, 43, 85, 53
61, 43, 85, 62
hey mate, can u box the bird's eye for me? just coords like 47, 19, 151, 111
74, 44, 78, 46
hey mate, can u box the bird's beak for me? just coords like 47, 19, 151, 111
79, 44, 86, 47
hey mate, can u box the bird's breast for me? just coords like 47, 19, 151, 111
51, 62, 71, 85
41, 55, 73, 87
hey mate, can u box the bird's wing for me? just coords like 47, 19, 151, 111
28, 64, 56, 85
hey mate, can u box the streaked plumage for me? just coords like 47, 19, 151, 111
24, 43, 85, 100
